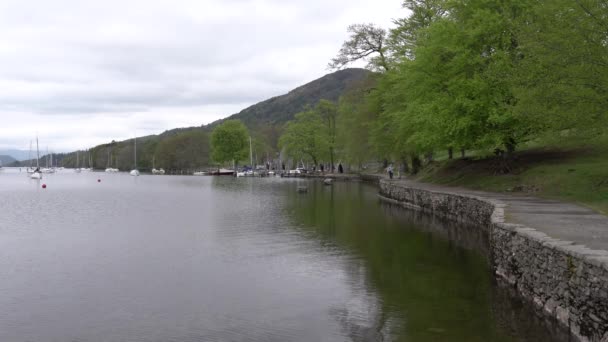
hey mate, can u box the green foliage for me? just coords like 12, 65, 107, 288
514, 0, 608, 136
279, 109, 329, 165
316, 99, 338, 167
210, 120, 249, 165
155, 130, 210, 170
337, 75, 380, 165
328, 0, 607, 170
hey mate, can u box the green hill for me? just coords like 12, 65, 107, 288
160, 68, 371, 137
0, 155, 16, 165
54, 68, 372, 171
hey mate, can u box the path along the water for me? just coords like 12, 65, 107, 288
376, 176, 608, 252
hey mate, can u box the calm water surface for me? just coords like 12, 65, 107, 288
0, 169, 569, 341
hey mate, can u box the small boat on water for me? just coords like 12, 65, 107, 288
30, 137, 42, 180
193, 169, 234, 176
213, 169, 235, 176
151, 157, 165, 175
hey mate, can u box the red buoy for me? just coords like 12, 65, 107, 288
42, 184, 47, 189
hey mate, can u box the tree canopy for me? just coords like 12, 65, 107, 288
210, 120, 249, 166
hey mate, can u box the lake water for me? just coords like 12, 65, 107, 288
0, 169, 570, 341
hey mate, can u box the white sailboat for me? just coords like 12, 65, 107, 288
130, 136, 139, 176
30, 137, 42, 179
26, 140, 35, 174
74, 150, 82, 173
41, 147, 55, 173
237, 136, 256, 177
105, 150, 119, 172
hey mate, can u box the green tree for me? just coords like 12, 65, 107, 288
336, 75, 379, 167
514, 0, 608, 139
279, 109, 329, 166
329, 23, 392, 72
316, 100, 338, 170
210, 120, 249, 169
155, 130, 210, 170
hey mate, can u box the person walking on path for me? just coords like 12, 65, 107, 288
387, 164, 394, 179
338, 163, 343, 174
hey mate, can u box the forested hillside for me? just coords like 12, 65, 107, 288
0, 155, 16, 165
24, 68, 370, 171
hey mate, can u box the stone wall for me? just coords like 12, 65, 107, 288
378, 179, 608, 342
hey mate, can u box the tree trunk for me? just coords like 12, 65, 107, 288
448, 148, 453, 160
400, 158, 409, 178
329, 147, 334, 173
411, 155, 422, 175
461, 149, 465, 158
505, 137, 517, 159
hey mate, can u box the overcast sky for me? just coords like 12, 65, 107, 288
0, 0, 406, 151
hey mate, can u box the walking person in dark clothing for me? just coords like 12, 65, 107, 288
338, 163, 343, 174
387, 164, 394, 179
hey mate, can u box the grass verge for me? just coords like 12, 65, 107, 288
415, 146, 608, 215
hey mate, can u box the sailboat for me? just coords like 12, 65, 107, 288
105, 150, 119, 172
237, 137, 256, 177
130, 136, 139, 176
30, 137, 42, 179
26, 140, 35, 173
41, 147, 55, 173
74, 150, 82, 173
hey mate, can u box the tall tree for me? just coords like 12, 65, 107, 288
279, 109, 329, 166
336, 75, 379, 167
210, 120, 249, 169
329, 23, 391, 72
316, 100, 338, 170
389, 0, 448, 59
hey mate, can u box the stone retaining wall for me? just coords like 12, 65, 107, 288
378, 179, 608, 342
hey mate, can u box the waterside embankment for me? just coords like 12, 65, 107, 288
377, 178, 608, 342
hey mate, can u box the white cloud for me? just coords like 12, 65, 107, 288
0, 0, 407, 151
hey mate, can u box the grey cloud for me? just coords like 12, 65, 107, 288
0, 0, 405, 150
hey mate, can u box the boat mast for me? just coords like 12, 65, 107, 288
35, 137, 40, 169
249, 136, 253, 168
28, 140, 32, 169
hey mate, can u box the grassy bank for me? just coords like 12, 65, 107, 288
414, 143, 608, 215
